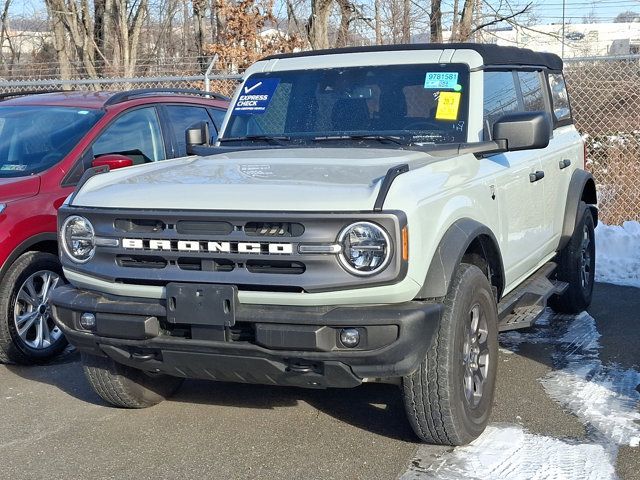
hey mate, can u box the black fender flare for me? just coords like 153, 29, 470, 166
0, 233, 58, 283
417, 218, 505, 299
558, 170, 598, 251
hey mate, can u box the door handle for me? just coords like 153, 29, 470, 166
559, 159, 571, 169
529, 171, 545, 183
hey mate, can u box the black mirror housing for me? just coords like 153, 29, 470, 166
492, 111, 551, 152
186, 121, 211, 154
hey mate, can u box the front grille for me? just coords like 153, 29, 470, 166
244, 222, 304, 237
63, 207, 406, 293
116, 255, 303, 275
114, 218, 303, 237
176, 221, 234, 235
177, 257, 234, 272
246, 260, 305, 275
116, 255, 167, 269
115, 218, 165, 233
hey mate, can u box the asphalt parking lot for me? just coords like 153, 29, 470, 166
1, 282, 638, 480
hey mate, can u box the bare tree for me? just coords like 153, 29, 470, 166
0, 0, 16, 74
112, 0, 148, 77
614, 11, 640, 23
430, 0, 442, 42
451, 0, 459, 39
401, 0, 410, 42
307, 0, 334, 49
193, 0, 207, 68
335, 0, 354, 47
45, 1, 74, 82
374, 0, 381, 44
453, 0, 474, 42
93, 0, 111, 74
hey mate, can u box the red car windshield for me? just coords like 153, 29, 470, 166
0, 106, 103, 177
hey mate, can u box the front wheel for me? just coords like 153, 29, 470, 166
81, 353, 184, 408
0, 252, 68, 364
402, 264, 498, 445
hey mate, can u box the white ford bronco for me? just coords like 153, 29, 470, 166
51, 44, 597, 445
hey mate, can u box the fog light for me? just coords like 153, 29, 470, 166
80, 312, 96, 329
340, 328, 360, 348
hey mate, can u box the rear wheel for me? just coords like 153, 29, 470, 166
551, 203, 595, 314
402, 264, 498, 445
81, 353, 183, 408
0, 252, 68, 364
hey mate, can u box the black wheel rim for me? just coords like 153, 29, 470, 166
580, 223, 593, 289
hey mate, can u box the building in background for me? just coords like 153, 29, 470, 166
482, 22, 640, 58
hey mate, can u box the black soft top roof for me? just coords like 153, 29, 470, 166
262, 43, 563, 71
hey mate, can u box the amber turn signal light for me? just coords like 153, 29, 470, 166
402, 226, 409, 261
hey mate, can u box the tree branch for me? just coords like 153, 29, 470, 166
470, 1, 531, 35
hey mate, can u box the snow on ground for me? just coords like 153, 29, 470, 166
541, 312, 640, 448
595, 221, 640, 288
401, 425, 616, 480
503, 310, 640, 448
404, 310, 640, 479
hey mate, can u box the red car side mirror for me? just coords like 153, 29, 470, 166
92, 154, 134, 170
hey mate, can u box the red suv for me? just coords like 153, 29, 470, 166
0, 89, 229, 364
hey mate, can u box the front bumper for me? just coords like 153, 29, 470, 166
51, 284, 442, 389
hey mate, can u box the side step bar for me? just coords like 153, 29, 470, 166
497, 262, 568, 332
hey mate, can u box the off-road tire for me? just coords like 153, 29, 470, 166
551, 203, 595, 314
0, 252, 68, 364
402, 264, 498, 445
81, 353, 183, 408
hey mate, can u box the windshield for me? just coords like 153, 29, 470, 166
0, 106, 103, 177
223, 63, 470, 146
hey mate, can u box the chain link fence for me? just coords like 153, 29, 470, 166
565, 55, 640, 225
0, 56, 638, 225
0, 74, 242, 97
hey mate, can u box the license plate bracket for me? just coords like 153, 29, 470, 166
166, 283, 237, 327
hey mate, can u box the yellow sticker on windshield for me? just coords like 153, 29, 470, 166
435, 91, 461, 121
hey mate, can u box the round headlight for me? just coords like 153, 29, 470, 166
62, 215, 96, 263
338, 222, 391, 276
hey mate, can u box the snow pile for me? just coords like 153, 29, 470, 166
402, 425, 616, 480
595, 221, 640, 288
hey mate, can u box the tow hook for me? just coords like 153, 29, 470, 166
286, 359, 321, 374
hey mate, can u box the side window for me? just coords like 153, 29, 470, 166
548, 73, 572, 125
164, 105, 214, 157
209, 108, 227, 132
92, 107, 165, 165
517, 71, 545, 112
483, 71, 519, 137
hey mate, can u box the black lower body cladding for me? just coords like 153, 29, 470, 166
50, 284, 443, 388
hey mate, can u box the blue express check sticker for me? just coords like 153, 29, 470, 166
424, 72, 459, 89
232, 78, 280, 115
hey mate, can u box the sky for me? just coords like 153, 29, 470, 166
496, 0, 640, 24
9, 0, 640, 25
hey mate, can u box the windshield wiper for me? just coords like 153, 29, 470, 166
311, 134, 407, 146
219, 134, 291, 146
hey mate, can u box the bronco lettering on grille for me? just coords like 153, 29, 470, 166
122, 238, 293, 254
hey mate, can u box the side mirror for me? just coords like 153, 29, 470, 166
186, 121, 211, 154
92, 154, 134, 170
492, 111, 551, 152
